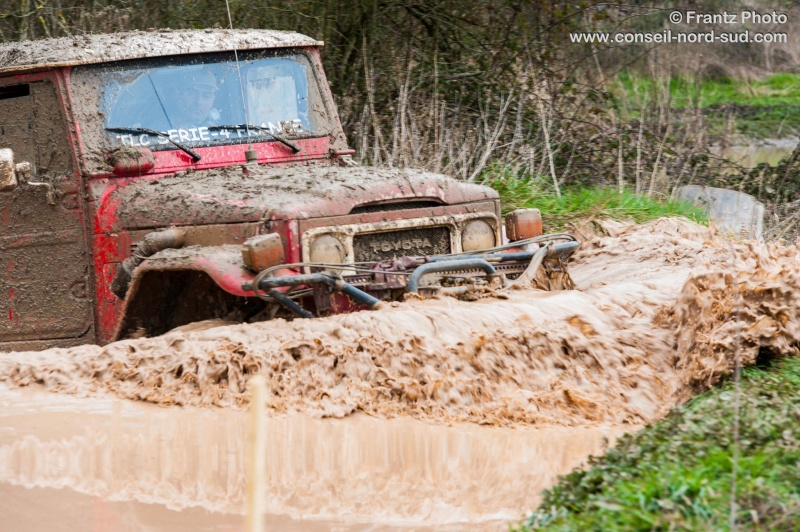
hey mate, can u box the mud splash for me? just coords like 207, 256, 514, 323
1, 218, 799, 427
0, 384, 631, 530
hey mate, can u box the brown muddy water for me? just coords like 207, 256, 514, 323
0, 384, 631, 531
3, 218, 800, 529
3, 218, 787, 426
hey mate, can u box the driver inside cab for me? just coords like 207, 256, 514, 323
177, 68, 220, 127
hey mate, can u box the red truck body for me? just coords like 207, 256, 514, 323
0, 29, 572, 351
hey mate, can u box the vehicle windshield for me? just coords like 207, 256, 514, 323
72, 50, 329, 152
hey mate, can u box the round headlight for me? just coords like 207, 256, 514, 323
309, 234, 346, 265
461, 220, 496, 252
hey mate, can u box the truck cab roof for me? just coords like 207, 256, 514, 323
0, 29, 323, 76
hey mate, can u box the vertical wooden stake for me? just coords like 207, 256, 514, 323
537, 98, 560, 198
246, 375, 267, 532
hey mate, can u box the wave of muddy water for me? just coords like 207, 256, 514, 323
4, 218, 798, 426
2, 217, 800, 528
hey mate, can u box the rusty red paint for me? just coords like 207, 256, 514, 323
241, 233, 284, 272
505, 209, 543, 241
92, 232, 132, 343
297, 201, 496, 234
150, 137, 330, 172
0, 31, 524, 349
194, 257, 255, 296
7, 236, 32, 247
109, 147, 156, 176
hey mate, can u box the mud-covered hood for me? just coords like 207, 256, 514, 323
91, 164, 498, 233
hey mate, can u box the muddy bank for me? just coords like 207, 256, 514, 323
1, 218, 798, 426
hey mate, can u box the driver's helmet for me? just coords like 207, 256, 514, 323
176, 67, 220, 124
188, 67, 218, 93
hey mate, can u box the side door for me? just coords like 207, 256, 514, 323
0, 74, 93, 350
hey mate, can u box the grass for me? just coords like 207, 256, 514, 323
513, 357, 800, 531
613, 72, 800, 139
615, 72, 800, 109
482, 170, 708, 233
727, 105, 800, 140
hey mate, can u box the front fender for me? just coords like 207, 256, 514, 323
113, 245, 297, 341
126, 245, 256, 297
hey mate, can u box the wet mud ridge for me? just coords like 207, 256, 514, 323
1, 218, 798, 427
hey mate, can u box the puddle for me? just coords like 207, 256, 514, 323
0, 385, 632, 530
716, 139, 795, 168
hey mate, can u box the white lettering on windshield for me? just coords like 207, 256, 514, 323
112, 121, 305, 148
263, 120, 304, 135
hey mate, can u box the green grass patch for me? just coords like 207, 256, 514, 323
482, 170, 707, 232
513, 357, 800, 531
613, 72, 800, 139
726, 104, 800, 140
615, 72, 800, 109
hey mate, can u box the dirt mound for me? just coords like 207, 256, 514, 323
1, 217, 798, 427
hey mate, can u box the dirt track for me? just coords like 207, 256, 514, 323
1, 217, 798, 427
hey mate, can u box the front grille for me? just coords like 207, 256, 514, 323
353, 226, 451, 262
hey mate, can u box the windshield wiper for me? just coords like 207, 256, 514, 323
105, 127, 202, 162
207, 125, 300, 154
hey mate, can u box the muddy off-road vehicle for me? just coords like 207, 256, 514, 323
0, 29, 577, 350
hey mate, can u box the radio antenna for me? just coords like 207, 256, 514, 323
224, 0, 256, 162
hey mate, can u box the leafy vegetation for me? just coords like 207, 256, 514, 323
1, 1, 761, 195
514, 357, 800, 531
1, 0, 598, 180
482, 168, 707, 233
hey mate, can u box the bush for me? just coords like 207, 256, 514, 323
515, 358, 800, 531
